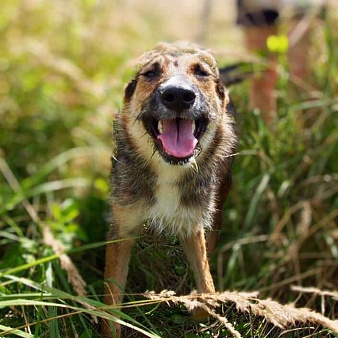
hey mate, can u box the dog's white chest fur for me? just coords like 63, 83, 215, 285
147, 163, 202, 237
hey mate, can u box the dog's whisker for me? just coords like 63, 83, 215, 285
191, 158, 199, 173
149, 147, 157, 160
223, 152, 240, 158
111, 154, 121, 164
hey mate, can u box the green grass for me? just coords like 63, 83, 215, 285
1, 1, 338, 337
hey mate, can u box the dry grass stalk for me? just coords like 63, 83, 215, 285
291, 285, 338, 301
200, 303, 242, 338
145, 290, 338, 336
43, 226, 86, 297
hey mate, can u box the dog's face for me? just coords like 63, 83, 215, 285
123, 44, 229, 165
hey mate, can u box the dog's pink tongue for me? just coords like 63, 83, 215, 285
157, 119, 197, 158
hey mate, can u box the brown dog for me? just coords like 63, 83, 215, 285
103, 43, 237, 337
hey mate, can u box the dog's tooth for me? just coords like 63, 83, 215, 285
192, 120, 196, 133
158, 120, 164, 133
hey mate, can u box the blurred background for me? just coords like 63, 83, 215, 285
0, 0, 337, 337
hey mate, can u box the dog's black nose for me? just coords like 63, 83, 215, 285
161, 86, 196, 111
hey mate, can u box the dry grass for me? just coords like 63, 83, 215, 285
145, 289, 338, 337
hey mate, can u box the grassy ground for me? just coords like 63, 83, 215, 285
0, 1, 337, 337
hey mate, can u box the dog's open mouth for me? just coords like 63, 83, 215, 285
145, 117, 208, 163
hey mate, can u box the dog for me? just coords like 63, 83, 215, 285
103, 43, 237, 337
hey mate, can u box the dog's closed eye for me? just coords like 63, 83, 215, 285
142, 70, 158, 78
141, 62, 161, 79
192, 64, 210, 78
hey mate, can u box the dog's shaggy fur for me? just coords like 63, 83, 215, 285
103, 43, 237, 337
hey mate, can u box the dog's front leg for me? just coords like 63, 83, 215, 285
102, 237, 134, 337
180, 228, 215, 320
102, 235, 134, 338
102, 205, 142, 337
180, 228, 215, 294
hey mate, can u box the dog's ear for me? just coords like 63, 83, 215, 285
216, 79, 229, 108
219, 62, 253, 86
124, 78, 137, 102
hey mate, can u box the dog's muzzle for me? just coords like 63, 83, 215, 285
141, 76, 209, 164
